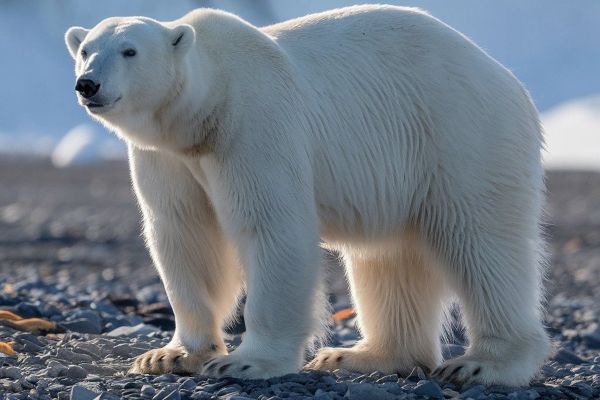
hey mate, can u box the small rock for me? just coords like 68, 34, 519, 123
414, 380, 443, 399
553, 348, 584, 364
155, 388, 181, 400
73, 342, 102, 357
70, 385, 99, 400
47, 360, 68, 377
443, 388, 460, 398
347, 383, 394, 400
66, 365, 88, 380
1, 366, 22, 379
141, 385, 156, 397
92, 393, 120, 400
57, 348, 94, 364
106, 323, 157, 337
459, 384, 486, 399
313, 390, 333, 400
113, 343, 135, 357
62, 319, 102, 334
179, 378, 197, 391
569, 381, 593, 398
80, 363, 118, 376
216, 386, 240, 396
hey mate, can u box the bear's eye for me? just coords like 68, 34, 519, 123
122, 49, 137, 58
80, 49, 88, 59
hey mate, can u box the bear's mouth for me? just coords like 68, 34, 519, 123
84, 96, 121, 113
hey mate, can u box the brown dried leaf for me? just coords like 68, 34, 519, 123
0, 310, 23, 321
0, 341, 17, 356
13, 318, 56, 332
332, 307, 356, 323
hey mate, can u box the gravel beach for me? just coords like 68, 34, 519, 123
0, 157, 598, 399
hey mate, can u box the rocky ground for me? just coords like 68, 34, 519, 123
0, 157, 598, 399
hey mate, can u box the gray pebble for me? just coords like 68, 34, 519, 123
141, 385, 156, 397
443, 388, 460, 397
414, 380, 443, 399
66, 365, 88, 380
346, 383, 395, 400
92, 393, 121, 400
459, 384, 486, 399
70, 385, 99, 400
113, 343, 135, 357
157, 388, 181, 400
379, 382, 403, 396
1, 366, 22, 379
57, 348, 94, 364
62, 319, 103, 335
46, 360, 67, 378
552, 348, 584, 364
179, 378, 197, 391
73, 342, 102, 357
80, 363, 118, 376
569, 381, 593, 398
313, 389, 333, 400
106, 323, 157, 337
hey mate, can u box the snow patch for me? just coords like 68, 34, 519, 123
51, 124, 126, 167
542, 95, 600, 171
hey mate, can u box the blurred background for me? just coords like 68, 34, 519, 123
0, 0, 598, 167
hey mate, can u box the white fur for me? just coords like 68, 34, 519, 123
66, 5, 549, 385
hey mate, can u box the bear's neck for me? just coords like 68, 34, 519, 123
156, 47, 229, 155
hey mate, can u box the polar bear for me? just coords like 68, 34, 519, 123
65, 5, 550, 386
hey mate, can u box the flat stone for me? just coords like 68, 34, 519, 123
0, 366, 22, 379
70, 385, 99, 400
553, 348, 584, 364
57, 348, 94, 364
106, 323, 157, 337
153, 387, 181, 400
569, 381, 593, 398
459, 384, 486, 399
66, 365, 88, 380
80, 363, 118, 376
141, 384, 156, 397
62, 318, 102, 334
179, 378, 197, 391
414, 380, 444, 399
47, 360, 68, 377
346, 383, 395, 400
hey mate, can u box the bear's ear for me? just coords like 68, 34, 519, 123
65, 26, 90, 59
170, 24, 195, 54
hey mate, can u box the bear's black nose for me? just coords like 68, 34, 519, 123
75, 78, 101, 98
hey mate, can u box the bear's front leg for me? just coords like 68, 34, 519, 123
200, 157, 322, 379
127, 148, 242, 375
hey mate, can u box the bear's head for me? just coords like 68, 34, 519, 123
65, 17, 196, 140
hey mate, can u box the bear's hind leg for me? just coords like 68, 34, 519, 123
307, 232, 447, 375
432, 223, 550, 387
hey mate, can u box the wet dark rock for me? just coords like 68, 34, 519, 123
553, 348, 584, 364
66, 365, 87, 380
70, 385, 98, 400
414, 380, 444, 399
62, 319, 103, 334
346, 383, 395, 399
